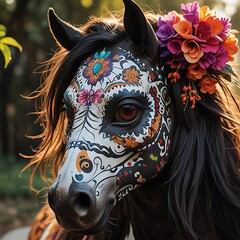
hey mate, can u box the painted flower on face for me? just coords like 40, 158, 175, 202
199, 76, 217, 94
77, 89, 103, 106
182, 39, 204, 63
123, 66, 141, 84
83, 50, 112, 85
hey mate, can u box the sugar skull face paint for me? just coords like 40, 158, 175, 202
48, 45, 171, 232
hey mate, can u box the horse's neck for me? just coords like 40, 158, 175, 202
124, 180, 220, 240
125, 181, 176, 240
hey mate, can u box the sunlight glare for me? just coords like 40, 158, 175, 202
80, 0, 93, 8
5, 0, 14, 4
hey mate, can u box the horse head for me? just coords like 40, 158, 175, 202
27, 0, 240, 239
47, 0, 171, 234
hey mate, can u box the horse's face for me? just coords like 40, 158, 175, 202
48, 45, 171, 233
47, 0, 171, 234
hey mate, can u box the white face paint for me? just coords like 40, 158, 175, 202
49, 46, 171, 232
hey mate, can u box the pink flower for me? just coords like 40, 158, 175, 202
211, 46, 229, 70
181, 2, 200, 25
161, 11, 180, 26
77, 89, 103, 106
200, 37, 219, 53
167, 38, 183, 55
196, 21, 212, 41
198, 52, 216, 69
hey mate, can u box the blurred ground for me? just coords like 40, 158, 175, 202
0, 198, 43, 237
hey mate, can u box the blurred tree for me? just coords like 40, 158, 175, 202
0, 0, 239, 160
0, 23, 21, 158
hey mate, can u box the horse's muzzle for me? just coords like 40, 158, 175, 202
48, 180, 98, 231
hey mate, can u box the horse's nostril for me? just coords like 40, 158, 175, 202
73, 192, 93, 218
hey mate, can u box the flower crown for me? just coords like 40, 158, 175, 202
156, 2, 239, 109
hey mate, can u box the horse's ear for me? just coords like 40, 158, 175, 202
48, 8, 84, 50
123, 0, 159, 60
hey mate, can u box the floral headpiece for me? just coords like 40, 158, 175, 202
156, 2, 239, 108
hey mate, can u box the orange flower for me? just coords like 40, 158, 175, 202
223, 34, 239, 61
182, 40, 204, 63
187, 63, 207, 80
83, 58, 111, 85
168, 71, 180, 83
199, 6, 212, 21
206, 16, 224, 35
123, 66, 141, 84
199, 76, 218, 94
173, 20, 193, 39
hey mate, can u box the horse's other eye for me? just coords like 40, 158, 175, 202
114, 105, 139, 122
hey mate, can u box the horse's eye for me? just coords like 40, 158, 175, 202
114, 104, 139, 122
101, 95, 150, 134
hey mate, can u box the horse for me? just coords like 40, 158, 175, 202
26, 0, 240, 239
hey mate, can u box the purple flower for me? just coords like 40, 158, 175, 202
198, 52, 216, 69
200, 37, 219, 53
211, 46, 229, 70
156, 19, 176, 46
219, 17, 232, 40
181, 2, 199, 25
167, 38, 183, 55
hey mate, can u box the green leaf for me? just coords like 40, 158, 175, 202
0, 25, 6, 38
0, 37, 22, 52
0, 42, 12, 68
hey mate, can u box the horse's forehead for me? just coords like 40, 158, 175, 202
66, 47, 162, 96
